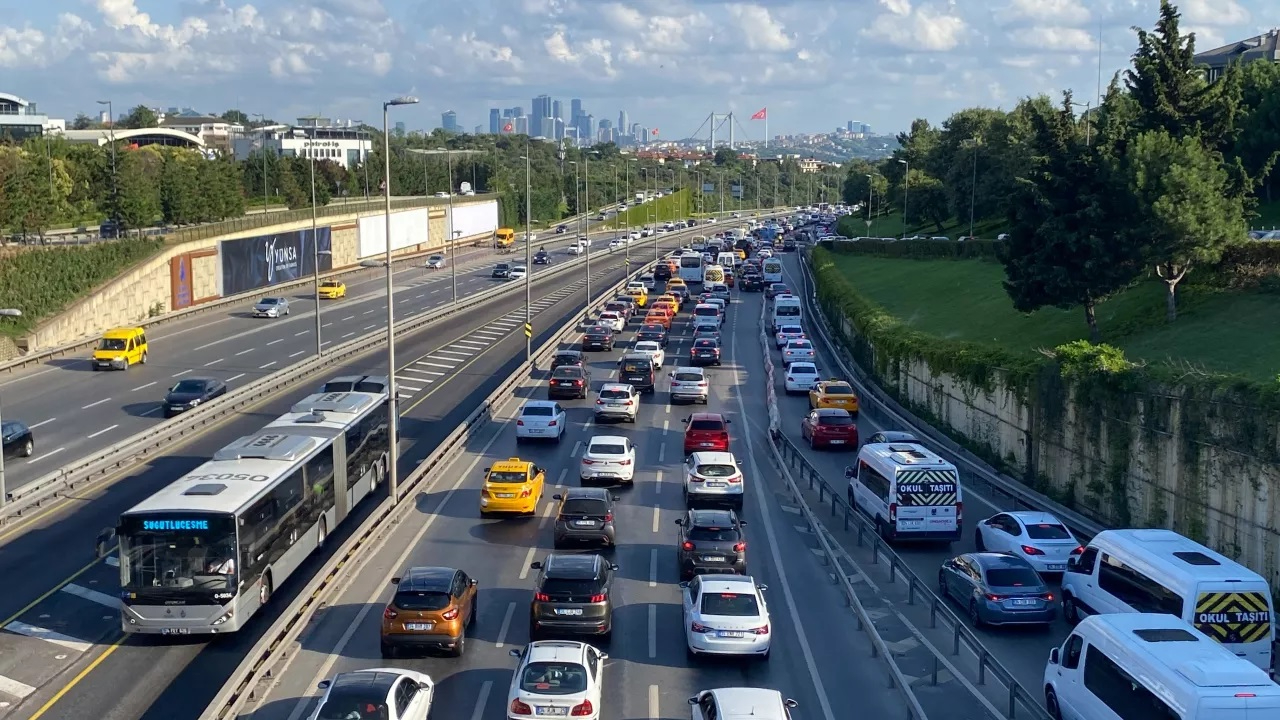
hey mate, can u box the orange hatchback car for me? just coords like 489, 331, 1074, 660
381, 566, 478, 658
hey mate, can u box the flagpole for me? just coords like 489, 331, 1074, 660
765, 112, 768, 149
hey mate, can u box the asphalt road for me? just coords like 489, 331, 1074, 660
0, 228, 666, 492
0, 235, 694, 720
223, 277, 906, 720
768, 250, 1072, 711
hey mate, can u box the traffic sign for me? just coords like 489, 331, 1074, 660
524, 323, 532, 338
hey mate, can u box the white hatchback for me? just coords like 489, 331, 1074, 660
774, 325, 805, 350
974, 511, 1083, 574
683, 452, 744, 509
516, 400, 566, 443
580, 435, 636, 484
670, 367, 710, 404
509, 266, 528, 280
681, 575, 772, 659
597, 311, 625, 333
783, 362, 820, 394
507, 641, 606, 720
630, 340, 665, 368
594, 383, 639, 423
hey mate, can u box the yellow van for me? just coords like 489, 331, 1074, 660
495, 228, 516, 251
93, 327, 149, 370
626, 285, 648, 308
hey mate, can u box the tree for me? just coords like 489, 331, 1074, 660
906, 170, 950, 234
220, 109, 250, 126
1125, 130, 1246, 321
159, 154, 202, 224
119, 105, 159, 129
999, 94, 1144, 341
71, 113, 94, 130
1232, 60, 1280, 203
114, 148, 162, 231
713, 147, 738, 167
1, 155, 57, 238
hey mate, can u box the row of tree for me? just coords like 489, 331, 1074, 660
842, 1, 1279, 338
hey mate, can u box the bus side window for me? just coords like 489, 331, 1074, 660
858, 462, 891, 501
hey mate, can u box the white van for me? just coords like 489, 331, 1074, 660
770, 296, 802, 332
844, 442, 962, 543
1061, 529, 1275, 672
762, 257, 783, 284
1045, 613, 1280, 720
690, 235, 708, 252
703, 264, 726, 285
692, 303, 721, 330
717, 251, 738, 269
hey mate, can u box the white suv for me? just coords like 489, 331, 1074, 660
670, 367, 709, 404
594, 383, 639, 423
683, 452, 744, 509
508, 641, 607, 720
580, 435, 637, 484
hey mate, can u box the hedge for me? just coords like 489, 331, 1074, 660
0, 238, 165, 338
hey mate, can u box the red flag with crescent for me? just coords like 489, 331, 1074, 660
504, 123, 513, 132
751, 108, 767, 120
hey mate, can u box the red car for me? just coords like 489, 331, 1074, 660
682, 412, 731, 455
800, 408, 858, 449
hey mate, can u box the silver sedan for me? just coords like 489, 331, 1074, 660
252, 296, 290, 318
426, 254, 446, 269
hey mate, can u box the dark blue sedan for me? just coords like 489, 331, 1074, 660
938, 552, 1057, 627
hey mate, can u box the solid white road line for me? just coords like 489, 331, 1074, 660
518, 546, 538, 580
494, 602, 517, 649
61, 583, 120, 609
3, 621, 92, 653
469, 681, 493, 720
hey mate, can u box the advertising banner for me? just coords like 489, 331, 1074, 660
219, 227, 333, 297
702, 183, 715, 193
731, 183, 744, 199
357, 208, 429, 259
170, 254, 194, 310
449, 200, 499, 240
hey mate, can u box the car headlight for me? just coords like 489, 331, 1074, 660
114, 356, 125, 361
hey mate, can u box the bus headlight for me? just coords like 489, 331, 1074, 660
212, 610, 234, 626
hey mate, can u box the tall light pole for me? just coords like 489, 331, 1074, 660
410, 148, 481, 303
521, 149, 533, 359
95, 100, 116, 230
381, 95, 419, 506
898, 159, 910, 240
1071, 101, 1093, 145
964, 138, 979, 240
308, 139, 323, 355
0, 308, 21, 507
865, 173, 874, 235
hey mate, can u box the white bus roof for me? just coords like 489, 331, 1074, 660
124, 392, 384, 517
859, 442, 956, 472
1088, 529, 1268, 587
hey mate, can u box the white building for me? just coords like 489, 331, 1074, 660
0, 92, 65, 140
158, 115, 244, 153
231, 117, 371, 170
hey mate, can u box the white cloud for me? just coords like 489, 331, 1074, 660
1004, 0, 1090, 25
1180, 0, 1250, 26
726, 5, 794, 52
863, 5, 967, 52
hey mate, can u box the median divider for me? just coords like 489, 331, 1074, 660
198, 259, 649, 720
0, 236, 661, 527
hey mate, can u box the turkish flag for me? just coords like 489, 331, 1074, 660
504, 123, 513, 132
751, 108, 766, 120
651, 128, 659, 135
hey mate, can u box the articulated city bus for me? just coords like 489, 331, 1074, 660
116, 390, 389, 635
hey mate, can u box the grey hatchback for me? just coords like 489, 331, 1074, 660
938, 552, 1057, 627
528, 554, 617, 643
675, 509, 747, 580
552, 488, 618, 549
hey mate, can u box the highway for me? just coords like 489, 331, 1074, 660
0, 229, 661, 492
0, 232, 692, 720
220, 274, 906, 720
769, 250, 1070, 711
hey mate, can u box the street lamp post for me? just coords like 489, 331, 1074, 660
521, 149, 533, 360
898, 159, 910, 240
409, 148, 481, 303
0, 308, 22, 507
1072, 101, 1093, 145
866, 174, 874, 234
965, 138, 979, 240
309, 144, 323, 355
381, 95, 419, 506
95, 100, 116, 230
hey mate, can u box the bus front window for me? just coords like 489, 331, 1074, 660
118, 514, 238, 602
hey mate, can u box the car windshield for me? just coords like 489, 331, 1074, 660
393, 590, 451, 611
519, 662, 589, 696
317, 690, 389, 720
689, 419, 724, 431
696, 464, 737, 477
985, 568, 1042, 587
488, 471, 528, 484
98, 338, 127, 351
599, 389, 630, 400
818, 414, 854, 427
561, 498, 608, 516
429, 255, 443, 261
522, 406, 555, 417
695, 307, 718, 316
688, 526, 739, 542
552, 368, 582, 379
589, 443, 627, 456
171, 380, 206, 394
1, 420, 24, 435
824, 383, 854, 394
674, 372, 703, 382
1025, 523, 1072, 540
259, 298, 279, 305
700, 592, 761, 616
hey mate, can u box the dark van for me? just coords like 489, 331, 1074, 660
618, 353, 657, 394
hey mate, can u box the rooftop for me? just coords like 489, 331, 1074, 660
1194, 29, 1280, 68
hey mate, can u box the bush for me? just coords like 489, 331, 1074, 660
0, 238, 165, 337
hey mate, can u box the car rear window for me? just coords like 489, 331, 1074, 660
393, 590, 451, 611
985, 568, 1041, 587
561, 498, 608, 516
621, 361, 650, 373
690, 419, 725, 431
488, 471, 528, 484
694, 307, 718, 316
540, 578, 603, 595
700, 592, 760, 616
688, 526, 739, 542
599, 388, 630, 399
696, 463, 736, 477
825, 383, 853, 394
590, 443, 627, 455
818, 414, 854, 427
674, 372, 703, 382
693, 340, 717, 348
1025, 523, 1072, 540
519, 662, 588, 695
522, 406, 554, 417
788, 340, 813, 349
551, 368, 581, 379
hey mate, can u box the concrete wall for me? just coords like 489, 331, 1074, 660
21, 198, 498, 352
835, 309, 1280, 591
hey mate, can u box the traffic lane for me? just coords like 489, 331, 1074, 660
769, 257, 1071, 699
18, 254, 651, 720
0, 244, 607, 491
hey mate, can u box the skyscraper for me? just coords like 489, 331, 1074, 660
441, 111, 459, 133
531, 95, 552, 138
490, 108, 501, 134
570, 99, 583, 124
514, 116, 529, 135
552, 99, 564, 123
618, 110, 628, 138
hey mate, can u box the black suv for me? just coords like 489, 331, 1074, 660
653, 263, 672, 280
617, 353, 657, 393
492, 263, 511, 278
552, 488, 618, 548
690, 338, 721, 366
675, 509, 747, 580
581, 326, 615, 352
528, 553, 617, 642
740, 273, 764, 292
533, 249, 552, 265
548, 365, 590, 399
550, 350, 585, 372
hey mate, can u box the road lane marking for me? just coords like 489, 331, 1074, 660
647, 603, 657, 658
662, 419, 669, 434
266, 338, 284, 345
25, 636, 123, 719
289, 350, 305, 358
27, 418, 56, 430
651, 506, 660, 533
0, 673, 36, 699
342, 332, 356, 339
203, 358, 224, 366
539, 498, 556, 529
494, 602, 516, 649
81, 398, 111, 409
454, 341, 486, 348
658, 445, 665, 463
518, 546, 538, 580
655, 469, 662, 494
322, 322, 333, 328
131, 382, 156, 392
260, 361, 277, 369
364, 324, 377, 331
434, 349, 470, 357
422, 359, 457, 367
556, 468, 566, 487
294, 331, 308, 336
226, 373, 245, 383
363, 309, 377, 315
234, 348, 254, 356
140, 407, 162, 416
469, 681, 493, 720
61, 583, 120, 609
3, 621, 92, 652
571, 440, 582, 457
401, 367, 440, 376
649, 685, 660, 720
87, 425, 118, 439
649, 548, 658, 588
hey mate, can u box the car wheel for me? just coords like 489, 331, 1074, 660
449, 631, 467, 658
937, 571, 949, 599
19, 439, 34, 457
140, 351, 148, 365
1063, 594, 1081, 624
974, 529, 986, 551
1045, 688, 1063, 720
968, 600, 984, 628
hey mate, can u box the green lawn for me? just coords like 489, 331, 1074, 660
831, 254, 1280, 382
836, 210, 1005, 240
605, 189, 691, 230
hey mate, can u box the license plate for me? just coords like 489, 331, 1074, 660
536, 707, 569, 716
573, 520, 595, 527
1046, 564, 1066, 571
705, 482, 726, 488
169, 406, 184, 411
701, 442, 714, 447
716, 630, 745, 638
160, 628, 190, 635
555, 608, 583, 616
701, 556, 725, 562
496, 493, 514, 498
405, 622, 434, 631
1010, 598, 1036, 607
829, 440, 846, 445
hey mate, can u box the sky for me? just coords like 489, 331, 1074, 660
0, 0, 1272, 139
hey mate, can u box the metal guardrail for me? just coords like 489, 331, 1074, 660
0, 241, 633, 525
755, 299, 932, 720
198, 259, 647, 720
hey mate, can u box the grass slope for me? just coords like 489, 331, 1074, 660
837, 210, 1005, 240
830, 254, 1280, 383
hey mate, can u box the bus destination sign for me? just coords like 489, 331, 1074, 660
142, 519, 210, 531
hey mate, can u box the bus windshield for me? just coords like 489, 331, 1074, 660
680, 256, 703, 268
118, 513, 238, 601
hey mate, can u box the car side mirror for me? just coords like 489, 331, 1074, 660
757, 584, 768, 591
611, 495, 620, 501
530, 561, 543, 570
674, 518, 684, 525
725, 419, 731, 424
785, 699, 798, 709
509, 648, 522, 658
843, 466, 855, 479
483, 467, 490, 474
168, 385, 177, 392
470, 578, 478, 586
317, 680, 332, 690
390, 577, 401, 584
678, 581, 689, 588
738, 520, 747, 526
552, 494, 563, 501
1048, 647, 1060, 665
609, 563, 619, 570
688, 697, 699, 706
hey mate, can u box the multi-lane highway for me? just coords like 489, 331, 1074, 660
0, 231, 659, 492
0, 231, 698, 720
221, 271, 910, 720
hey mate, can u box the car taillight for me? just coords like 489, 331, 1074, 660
728, 475, 742, 484
733, 542, 746, 552
511, 699, 532, 715
625, 400, 634, 406
619, 458, 632, 466
441, 607, 460, 620
574, 380, 583, 386
596, 399, 604, 404
1042, 592, 1055, 601
481, 488, 490, 498
571, 700, 593, 717
589, 594, 606, 603
689, 475, 703, 483
548, 420, 557, 427
682, 541, 695, 551
691, 622, 710, 633
582, 458, 594, 465
520, 488, 532, 497
535, 592, 551, 602
1071, 546, 1084, 555
603, 512, 613, 522
1021, 545, 1046, 556
956, 501, 962, 524
383, 607, 397, 619
889, 503, 897, 522
749, 624, 769, 635
517, 419, 525, 425
985, 593, 1006, 602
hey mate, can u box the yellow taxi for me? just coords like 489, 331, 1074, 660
626, 285, 648, 308
644, 308, 672, 329
651, 299, 679, 318
668, 278, 688, 295
479, 457, 546, 516
317, 279, 347, 299
809, 380, 860, 414
658, 293, 682, 311
92, 327, 148, 370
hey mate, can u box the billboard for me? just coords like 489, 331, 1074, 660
219, 227, 333, 297
449, 200, 499, 240
731, 183, 744, 199
702, 183, 715, 193
357, 208, 429, 259
171, 254, 193, 310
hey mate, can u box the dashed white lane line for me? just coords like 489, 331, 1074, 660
203, 358, 224, 366
0, 673, 36, 699
26, 447, 65, 463
260, 361, 277, 369
342, 332, 356, 339
469, 681, 493, 720
289, 351, 305, 358
494, 602, 517, 649
649, 548, 659, 588
294, 330, 308, 337
82, 398, 111, 409
651, 505, 661, 533
27, 418, 55, 430
518, 546, 538, 580
649, 685, 660, 720
87, 424, 118, 439
235, 348, 254, 356
267, 338, 284, 345
363, 309, 377, 315
364, 324, 377, 331
3, 621, 92, 653
341, 315, 355, 321
61, 583, 120, 608
131, 382, 157, 392
226, 373, 245, 383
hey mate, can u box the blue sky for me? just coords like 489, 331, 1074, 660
0, 0, 1272, 138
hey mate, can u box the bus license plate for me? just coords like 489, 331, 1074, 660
161, 628, 190, 635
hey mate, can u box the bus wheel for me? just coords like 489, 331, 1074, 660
260, 573, 273, 606
317, 518, 328, 547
